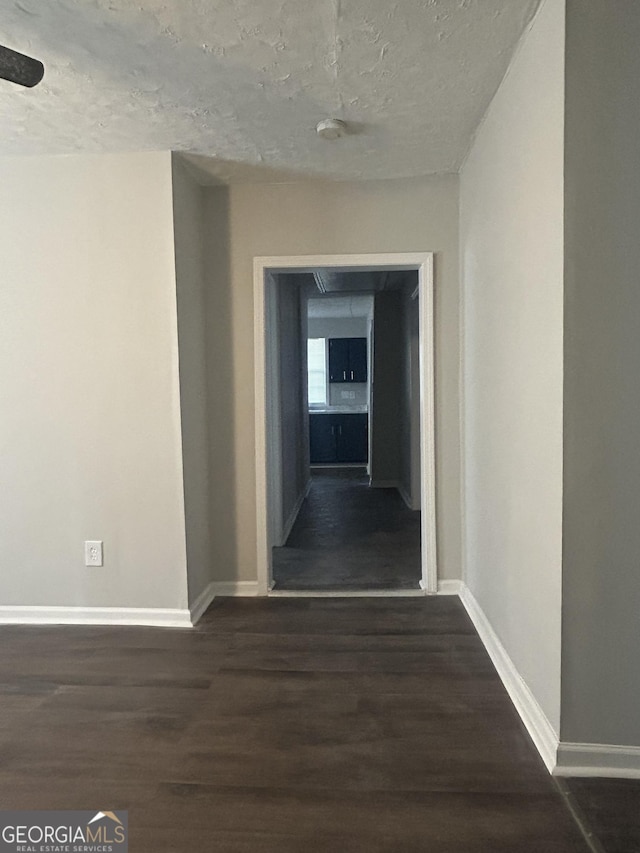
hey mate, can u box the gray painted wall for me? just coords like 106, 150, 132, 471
371, 291, 403, 484
307, 316, 369, 339
172, 155, 212, 607
203, 176, 461, 582
562, 0, 640, 747
275, 274, 310, 537
0, 151, 189, 610
399, 278, 421, 509
203, 188, 238, 586
460, 0, 565, 732
329, 384, 368, 409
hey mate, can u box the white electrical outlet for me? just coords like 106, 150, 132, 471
84, 540, 103, 567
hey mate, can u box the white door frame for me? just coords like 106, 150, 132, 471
253, 252, 437, 596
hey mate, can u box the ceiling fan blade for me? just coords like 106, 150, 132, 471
0, 44, 44, 87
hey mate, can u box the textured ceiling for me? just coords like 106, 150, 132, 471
0, 0, 540, 182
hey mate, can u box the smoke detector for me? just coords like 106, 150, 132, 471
316, 118, 347, 140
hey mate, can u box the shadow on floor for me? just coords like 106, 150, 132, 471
272, 468, 421, 591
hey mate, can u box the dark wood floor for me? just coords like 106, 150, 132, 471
0, 597, 593, 851
565, 778, 640, 853
272, 468, 422, 590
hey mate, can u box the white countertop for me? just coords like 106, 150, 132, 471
309, 406, 368, 414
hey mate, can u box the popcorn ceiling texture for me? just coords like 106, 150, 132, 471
0, 0, 539, 181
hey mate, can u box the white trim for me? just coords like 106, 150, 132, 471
210, 581, 260, 597
555, 743, 640, 779
189, 582, 216, 625
458, 185, 468, 591
0, 606, 192, 628
256, 253, 435, 274
254, 259, 270, 595
455, 584, 640, 779
437, 579, 463, 595
254, 252, 437, 597
278, 479, 311, 547
419, 577, 435, 595
459, 584, 559, 773
269, 588, 425, 598
416, 254, 438, 594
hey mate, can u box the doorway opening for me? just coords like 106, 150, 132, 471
254, 253, 436, 596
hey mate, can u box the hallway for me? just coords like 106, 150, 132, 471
272, 468, 422, 591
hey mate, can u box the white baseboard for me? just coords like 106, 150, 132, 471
0, 606, 192, 628
437, 579, 463, 595
211, 581, 260, 597
419, 578, 437, 595
459, 584, 559, 773
457, 585, 640, 778
555, 742, 640, 778
189, 582, 216, 625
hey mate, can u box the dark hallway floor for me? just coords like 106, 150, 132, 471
564, 777, 640, 853
272, 468, 422, 590
0, 597, 593, 852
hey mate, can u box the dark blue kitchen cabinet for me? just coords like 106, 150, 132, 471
308, 414, 337, 463
328, 337, 367, 383
336, 413, 368, 462
328, 339, 349, 382
309, 413, 368, 464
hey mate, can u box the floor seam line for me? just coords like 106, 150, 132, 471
552, 776, 607, 853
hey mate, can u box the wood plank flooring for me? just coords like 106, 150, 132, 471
0, 597, 591, 851
273, 468, 421, 590
566, 778, 640, 853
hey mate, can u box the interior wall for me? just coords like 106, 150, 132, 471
329, 384, 368, 409
171, 154, 212, 607
204, 175, 461, 582
371, 291, 403, 485
307, 317, 369, 339
203, 187, 238, 584
561, 0, 640, 748
0, 151, 189, 610
275, 273, 310, 538
400, 279, 421, 509
460, 0, 565, 732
